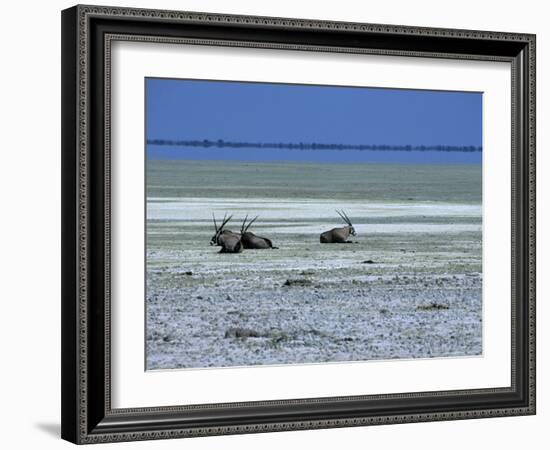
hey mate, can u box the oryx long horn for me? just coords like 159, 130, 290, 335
336, 210, 346, 223
212, 213, 218, 231
341, 210, 352, 226
241, 214, 249, 233
245, 215, 259, 232
220, 213, 233, 230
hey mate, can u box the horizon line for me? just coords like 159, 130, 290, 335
147, 158, 481, 165
147, 139, 482, 153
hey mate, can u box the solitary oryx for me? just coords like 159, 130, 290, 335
320, 210, 357, 244
240, 215, 277, 249
210, 213, 243, 253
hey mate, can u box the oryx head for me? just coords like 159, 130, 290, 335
337, 210, 356, 236
241, 214, 259, 235
210, 213, 232, 245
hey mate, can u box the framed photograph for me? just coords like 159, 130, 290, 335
61, 4, 536, 444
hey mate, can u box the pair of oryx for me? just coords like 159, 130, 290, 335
210, 214, 276, 253
210, 210, 356, 253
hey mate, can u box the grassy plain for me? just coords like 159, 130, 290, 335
146, 160, 482, 369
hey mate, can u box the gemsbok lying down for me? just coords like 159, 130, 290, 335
210, 213, 243, 253
320, 210, 356, 244
240, 215, 278, 249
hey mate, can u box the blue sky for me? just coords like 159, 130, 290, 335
146, 78, 482, 163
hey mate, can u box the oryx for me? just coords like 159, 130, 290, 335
320, 210, 357, 243
240, 215, 277, 249
210, 213, 243, 253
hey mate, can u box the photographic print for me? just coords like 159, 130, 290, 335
145, 78, 483, 370
61, 8, 536, 441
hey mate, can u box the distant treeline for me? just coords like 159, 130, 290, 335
147, 139, 482, 152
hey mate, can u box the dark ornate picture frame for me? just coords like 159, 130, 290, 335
61, 4, 536, 444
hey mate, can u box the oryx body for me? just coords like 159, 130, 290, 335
210, 214, 243, 253
240, 215, 277, 249
216, 230, 243, 253
320, 210, 356, 244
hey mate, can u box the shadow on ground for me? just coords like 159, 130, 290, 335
35, 422, 60, 438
